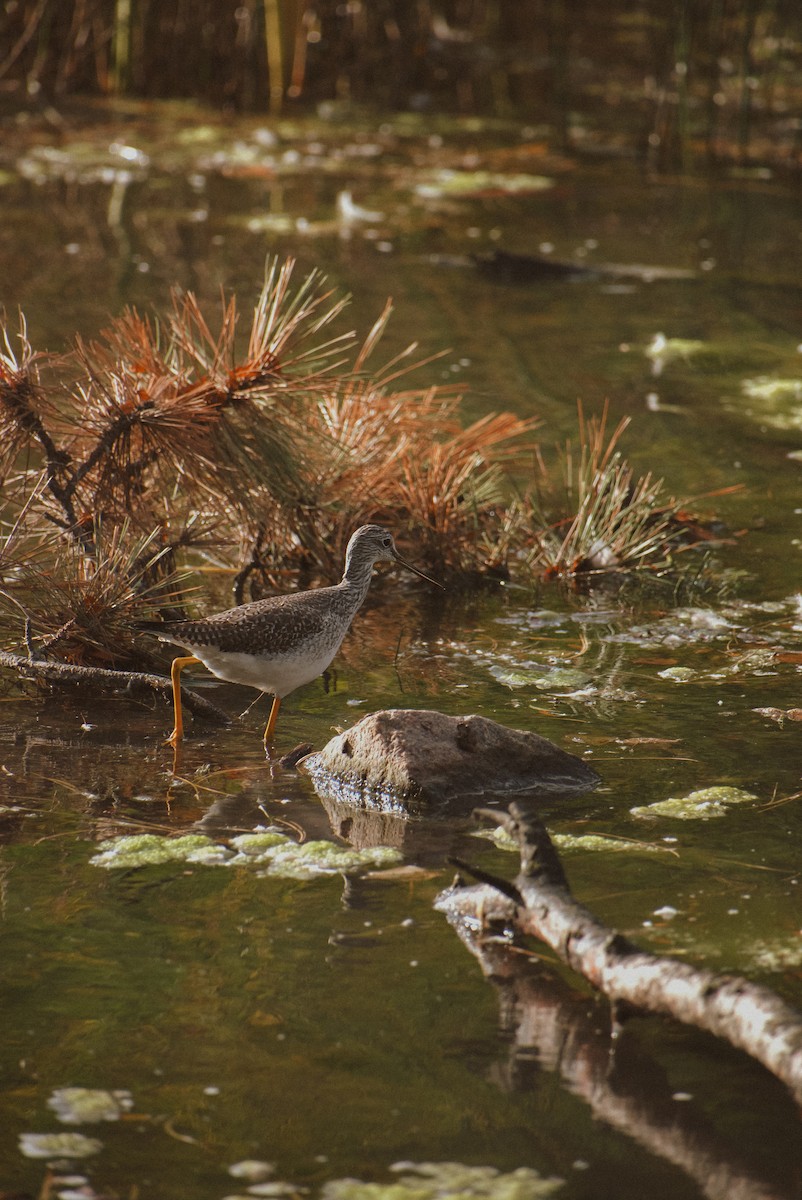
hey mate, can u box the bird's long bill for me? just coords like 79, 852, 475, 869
393, 551, 445, 589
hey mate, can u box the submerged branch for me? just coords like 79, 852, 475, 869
438, 902, 794, 1200
0, 649, 230, 725
438, 800, 802, 1108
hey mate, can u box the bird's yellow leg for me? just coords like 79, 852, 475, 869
263, 696, 281, 748
165, 655, 201, 745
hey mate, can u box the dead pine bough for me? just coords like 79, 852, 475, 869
438, 801, 802, 1108
0, 259, 536, 675
0, 256, 734, 725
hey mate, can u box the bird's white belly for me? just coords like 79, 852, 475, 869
192, 641, 340, 697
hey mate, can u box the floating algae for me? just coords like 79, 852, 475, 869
89, 833, 230, 869
552, 832, 670, 855
414, 169, 554, 198
231, 836, 402, 881
319, 1160, 564, 1200
474, 827, 669, 855
631, 786, 757, 821
19, 1131, 103, 1159
48, 1087, 133, 1124
227, 1159, 276, 1183
227, 831, 289, 860
657, 666, 698, 682
90, 829, 401, 880
489, 664, 592, 692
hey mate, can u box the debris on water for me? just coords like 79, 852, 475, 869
19, 1131, 103, 1159
246, 1184, 310, 1196
336, 190, 383, 223
46, 1175, 90, 1195
227, 831, 289, 859
606, 606, 734, 647
473, 825, 518, 851
228, 1159, 276, 1182
727, 648, 780, 675
89, 833, 231, 869
89, 830, 402, 880
489, 663, 593, 692
734, 376, 802, 431
742, 376, 802, 402
318, 1160, 564, 1199
741, 934, 802, 971
754, 706, 802, 724
631, 786, 757, 821
223, 1188, 304, 1200
48, 1087, 133, 1124
413, 169, 554, 198
645, 333, 707, 376
229, 834, 402, 880
554, 832, 672, 854
657, 666, 698, 682
473, 826, 671, 855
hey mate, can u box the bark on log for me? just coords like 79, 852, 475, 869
0, 649, 230, 725
437, 800, 802, 1108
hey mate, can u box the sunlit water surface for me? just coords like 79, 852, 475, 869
0, 102, 801, 1199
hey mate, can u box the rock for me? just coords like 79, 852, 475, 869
300, 709, 600, 812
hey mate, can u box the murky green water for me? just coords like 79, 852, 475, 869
1, 103, 801, 1198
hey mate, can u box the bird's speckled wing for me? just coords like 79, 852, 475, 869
153, 584, 355, 656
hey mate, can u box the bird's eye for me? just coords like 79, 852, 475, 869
382, 536, 392, 547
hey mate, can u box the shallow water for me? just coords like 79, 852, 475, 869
1, 103, 801, 1199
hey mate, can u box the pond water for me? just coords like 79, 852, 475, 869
1, 101, 801, 1199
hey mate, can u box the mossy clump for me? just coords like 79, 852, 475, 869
90, 829, 402, 880
552, 833, 669, 855
489, 664, 592, 692
19, 1131, 103, 1159
631, 786, 757, 821
658, 666, 698, 682
90, 832, 230, 869
47, 1087, 132, 1124
320, 1161, 563, 1200
235, 837, 402, 881
474, 826, 669, 855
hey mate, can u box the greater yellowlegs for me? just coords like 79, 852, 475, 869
142, 525, 441, 748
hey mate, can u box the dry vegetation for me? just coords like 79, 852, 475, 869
0, 257, 713, 674
530, 404, 689, 579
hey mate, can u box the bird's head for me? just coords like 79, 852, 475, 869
345, 525, 443, 587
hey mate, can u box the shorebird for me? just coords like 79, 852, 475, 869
142, 525, 441, 748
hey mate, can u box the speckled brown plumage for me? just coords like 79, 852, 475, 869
154, 584, 360, 657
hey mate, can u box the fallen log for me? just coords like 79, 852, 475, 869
0, 649, 230, 726
441, 915, 794, 1200
436, 800, 802, 1108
